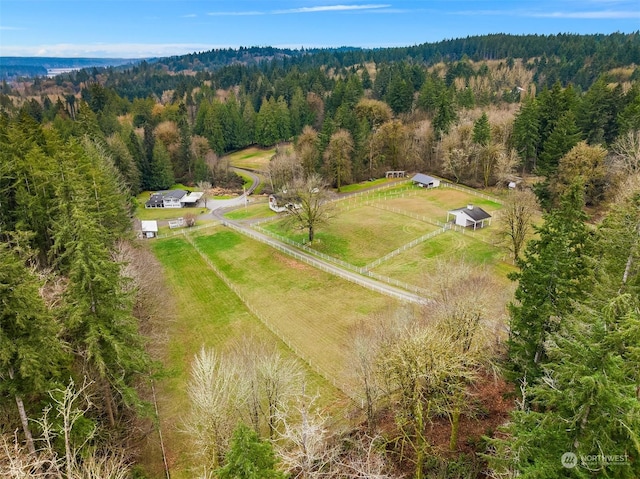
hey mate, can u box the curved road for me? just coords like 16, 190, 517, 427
204, 167, 262, 213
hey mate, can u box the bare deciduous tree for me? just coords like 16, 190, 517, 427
500, 189, 538, 262
426, 259, 507, 450
229, 336, 304, 439
349, 305, 418, 430
295, 126, 320, 179
196, 181, 212, 208
183, 347, 248, 470
282, 174, 335, 243
1, 379, 131, 479
275, 393, 338, 478
268, 146, 303, 192
377, 327, 476, 478
611, 129, 640, 175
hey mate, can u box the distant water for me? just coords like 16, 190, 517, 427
46, 67, 81, 78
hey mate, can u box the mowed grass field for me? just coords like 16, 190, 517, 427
191, 228, 398, 391
223, 145, 278, 170
263, 182, 504, 268
223, 201, 276, 220
265, 203, 441, 266
145, 234, 363, 478
379, 186, 503, 222
372, 230, 516, 291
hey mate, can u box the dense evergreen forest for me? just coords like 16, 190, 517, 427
1, 32, 640, 477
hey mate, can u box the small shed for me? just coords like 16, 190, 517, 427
411, 173, 440, 188
141, 220, 158, 238
447, 204, 492, 230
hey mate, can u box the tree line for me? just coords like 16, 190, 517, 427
0, 110, 160, 476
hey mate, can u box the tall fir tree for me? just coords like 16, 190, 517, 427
538, 111, 582, 176
217, 423, 285, 479
512, 97, 541, 171
0, 243, 68, 455
507, 183, 590, 387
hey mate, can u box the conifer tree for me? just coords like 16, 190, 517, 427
512, 96, 541, 170
217, 423, 285, 479
148, 141, 175, 190
0, 244, 67, 455
507, 183, 590, 387
61, 201, 148, 426
472, 112, 491, 146
538, 111, 581, 176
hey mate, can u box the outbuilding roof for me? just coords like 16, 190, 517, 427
141, 220, 158, 233
449, 205, 492, 221
411, 173, 438, 184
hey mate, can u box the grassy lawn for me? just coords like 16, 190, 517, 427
372, 230, 516, 293
264, 204, 440, 266
235, 169, 255, 190
377, 186, 503, 222
191, 228, 398, 392
146, 235, 345, 478
223, 201, 276, 220
224, 146, 278, 170
337, 177, 401, 193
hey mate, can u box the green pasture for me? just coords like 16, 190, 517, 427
337, 177, 400, 193
264, 203, 441, 266
147, 238, 269, 477
224, 145, 277, 170
377, 186, 503, 221
223, 201, 276, 220
372, 230, 516, 292
191, 228, 397, 391
146, 234, 347, 478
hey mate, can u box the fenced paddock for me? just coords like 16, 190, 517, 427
189, 228, 399, 395
264, 182, 504, 268
264, 203, 441, 267
371, 230, 516, 293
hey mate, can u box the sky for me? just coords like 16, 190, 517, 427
0, 0, 639, 58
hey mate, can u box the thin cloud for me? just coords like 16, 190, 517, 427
181, 14, 197, 18
274, 4, 391, 14
532, 10, 640, 18
207, 4, 390, 16
450, 7, 640, 19
0, 26, 23, 31
207, 11, 265, 16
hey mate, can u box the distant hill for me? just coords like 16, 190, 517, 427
0, 56, 141, 79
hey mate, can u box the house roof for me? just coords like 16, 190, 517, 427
145, 193, 164, 207
141, 220, 158, 233
411, 173, 438, 184
159, 189, 188, 200
449, 205, 491, 222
